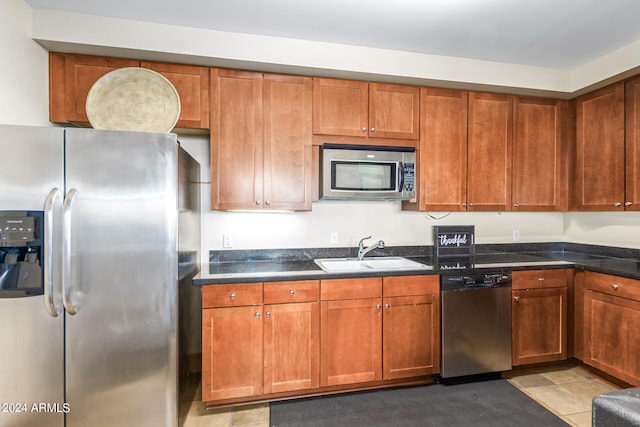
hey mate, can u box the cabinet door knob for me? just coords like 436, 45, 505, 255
514, 203, 520, 208
265, 200, 270, 205
625, 201, 633, 206
255, 200, 261, 205
612, 284, 620, 290
385, 304, 390, 310
230, 292, 236, 300
255, 312, 261, 318
370, 127, 376, 132
614, 202, 622, 207
376, 304, 382, 310
462, 202, 468, 207
514, 296, 520, 302
362, 127, 367, 132
289, 289, 295, 296
469, 202, 475, 207
265, 311, 271, 318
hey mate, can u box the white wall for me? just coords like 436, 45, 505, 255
3, 2, 640, 254
0, 1, 50, 126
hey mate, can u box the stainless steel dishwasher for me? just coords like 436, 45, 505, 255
440, 272, 512, 379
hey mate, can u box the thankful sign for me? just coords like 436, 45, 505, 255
433, 225, 475, 258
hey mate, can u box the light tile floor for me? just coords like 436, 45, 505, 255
179, 363, 622, 427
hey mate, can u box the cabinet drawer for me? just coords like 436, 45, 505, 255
585, 271, 640, 301
202, 283, 263, 308
320, 278, 382, 300
264, 280, 320, 304
383, 275, 439, 297
512, 269, 568, 289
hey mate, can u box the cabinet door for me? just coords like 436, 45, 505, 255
263, 302, 319, 394
263, 74, 313, 210
369, 83, 420, 139
574, 82, 625, 210
313, 78, 369, 137
320, 298, 382, 386
513, 97, 566, 211
415, 88, 468, 211
512, 287, 567, 366
584, 290, 640, 385
467, 92, 513, 211
210, 69, 263, 210
383, 294, 440, 379
625, 75, 640, 210
141, 61, 209, 129
202, 306, 263, 401
49, 53, 140, 123
467, 92, 514, 210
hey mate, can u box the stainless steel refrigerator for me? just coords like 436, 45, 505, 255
0, 125, 200, 427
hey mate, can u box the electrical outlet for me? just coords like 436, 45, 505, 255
223, 234, 233, 248
512, 229, 520, 242
330, 232, 339, 244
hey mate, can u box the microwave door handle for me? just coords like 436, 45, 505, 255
398, 162, 405, 192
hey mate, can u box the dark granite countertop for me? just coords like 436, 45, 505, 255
192, 242, 640, 285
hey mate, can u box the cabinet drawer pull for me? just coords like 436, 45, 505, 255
537, 277, 545, 282
514, 296, 520, 302
229, 292, 236, 300
289, 290, 295, 296
612, 284, 620, 290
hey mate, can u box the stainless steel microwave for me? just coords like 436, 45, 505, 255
320, 144, 416, 200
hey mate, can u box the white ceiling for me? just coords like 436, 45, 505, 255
24, 0, 640, 70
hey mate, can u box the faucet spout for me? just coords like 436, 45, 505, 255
357, 237, 385, 260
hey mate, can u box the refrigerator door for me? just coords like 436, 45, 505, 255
63, 128, 179, 427
0, 125, 64, 427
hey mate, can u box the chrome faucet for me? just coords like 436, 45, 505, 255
357, 236, 385, 260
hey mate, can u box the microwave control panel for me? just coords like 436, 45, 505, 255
403, 163, 415, 192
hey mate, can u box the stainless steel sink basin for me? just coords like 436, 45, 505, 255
314, 257, 432, 273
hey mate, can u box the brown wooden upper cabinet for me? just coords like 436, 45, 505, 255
467, 92, 514, 211
512, 97, 567, 211
411, 88, 468, 211
573, 82, 626, 210
49, 53, 210, 129
210, 69, 313, 211
410, 89, 566, 212
313, 78, 420, 140
624, 75, 640, 211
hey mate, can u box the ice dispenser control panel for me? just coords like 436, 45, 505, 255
1, 216, 36, 247
0, 212, 43, 296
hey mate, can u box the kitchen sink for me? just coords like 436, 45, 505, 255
314, 256, 432, 273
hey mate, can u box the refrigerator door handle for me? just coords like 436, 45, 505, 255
43, 188, 61, 317
63, 188, 79, 315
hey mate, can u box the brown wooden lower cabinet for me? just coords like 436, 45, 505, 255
202, 305, 264, 401
511, 269, 568, 366
382, 275, 440, 379
202, 275, 440, 407
583, 271, 640, 386
263, 301, 319, 393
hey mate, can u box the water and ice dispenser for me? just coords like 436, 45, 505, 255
0, 212, 43, 296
